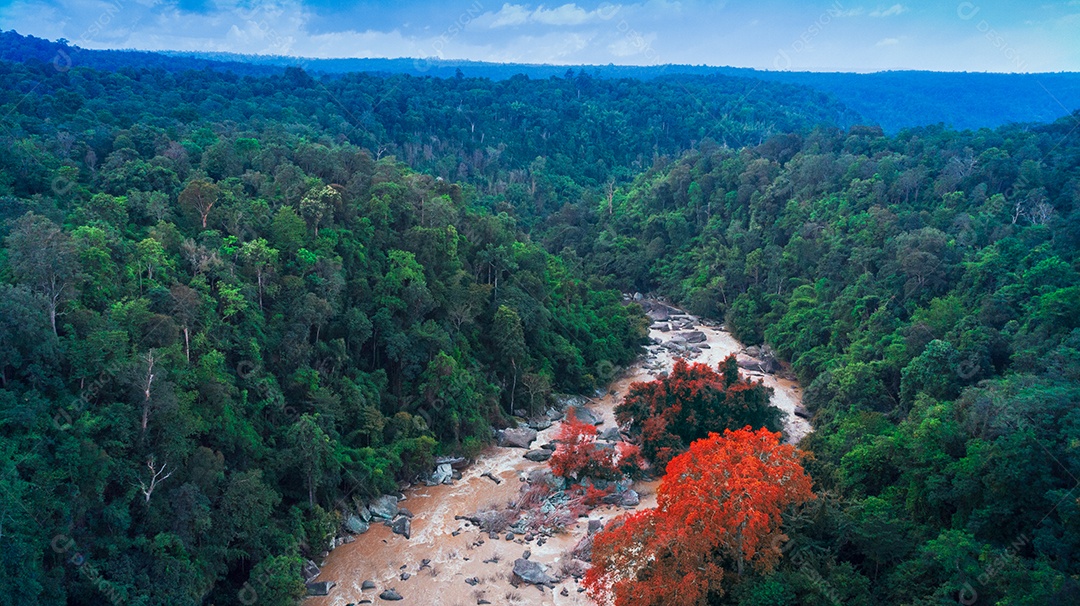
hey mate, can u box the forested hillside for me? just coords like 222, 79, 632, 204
569, 115, 1080, 603
0, 61, 649, 605
3, 31, 1080, 605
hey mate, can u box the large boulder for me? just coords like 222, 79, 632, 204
428, 463, 453, 485
683, 330, 707, 344
306, 581, 336, 596
555, 394, 588, 411
379, 588, 403, 601
736, 355, 766, 372
642, 301, 672, 322
524, 449, 552, 462
498, 427, 538, 448
391, 516, 411, 539
369, 495, 399, 520
528, 417, 553, 431
344, 514, 370, 534
602, 489, 640, 507
512, 558, 558, 586
566, 406, 602, 426
598, 427, 621, 442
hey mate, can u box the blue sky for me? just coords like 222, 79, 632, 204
1, 0, 1078, 72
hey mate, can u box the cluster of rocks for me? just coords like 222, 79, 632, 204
735, 344, 781, 374
338, 493, 411, 539
426, 455, 468, 486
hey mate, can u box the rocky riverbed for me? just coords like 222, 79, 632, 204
304, 301, 811, 605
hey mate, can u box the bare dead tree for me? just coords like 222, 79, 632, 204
140, 349, 155, 435
138, 457, 172, 506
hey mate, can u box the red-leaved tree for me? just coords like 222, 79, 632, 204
549, 410, 617, 480
615, 355, 781, 467
584, 427, 814, 606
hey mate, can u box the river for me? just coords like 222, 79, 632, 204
306, 304, 811, 605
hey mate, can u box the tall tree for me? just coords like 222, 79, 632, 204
5, 212, 79, 336
178, 178, 220, 229
491, 305, 527, 414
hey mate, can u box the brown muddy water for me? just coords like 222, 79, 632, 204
306, 307, 811, 606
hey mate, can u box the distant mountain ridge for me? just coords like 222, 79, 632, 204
3, 30, 1079, 132
164, 52, 1080, 133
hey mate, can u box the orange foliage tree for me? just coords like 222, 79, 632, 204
615, 355, 781, 467
549, 410, 644, 481
550, 410, 616, 480
584, 427, 814, 606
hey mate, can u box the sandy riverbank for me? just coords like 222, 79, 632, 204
305, 305, 810, 606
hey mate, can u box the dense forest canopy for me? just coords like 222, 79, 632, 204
2, 29, 1080, 605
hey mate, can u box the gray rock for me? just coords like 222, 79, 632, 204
598, 427, 621, 442
683, 330, 707, 343
524, 449, 552, 462
540, 442, 557, 451
369, 495, 399, 520
633, 292, 643, 301
736, 355, 765, 371
528, 417, 553, 431
357, 505, 372, 522
498, 427, 538, 448
378, 588, 403, 601
391, 516, 411, 539
306, 581, 336, 596
566, 406, 602, 426
430, 463, 453, 485
646, 306, 670, 322
362, 580, 376, 590
302, 560, 321, 582
436, 455, 466, 466
587, 519, 604, 534
397, 507, 413, 518
794, 405, 812, 419
619, 489, 640, 507
512, 558, 558, 585
344, 514, 370, 535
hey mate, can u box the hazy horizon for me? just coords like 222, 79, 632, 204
2, 0, 1078, 74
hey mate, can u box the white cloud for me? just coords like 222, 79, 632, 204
876, 37, 900, 46
487, 3, 531, 27
869, 4, 907, 17
533, 4, 592, 25
473, 3, 622, 29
